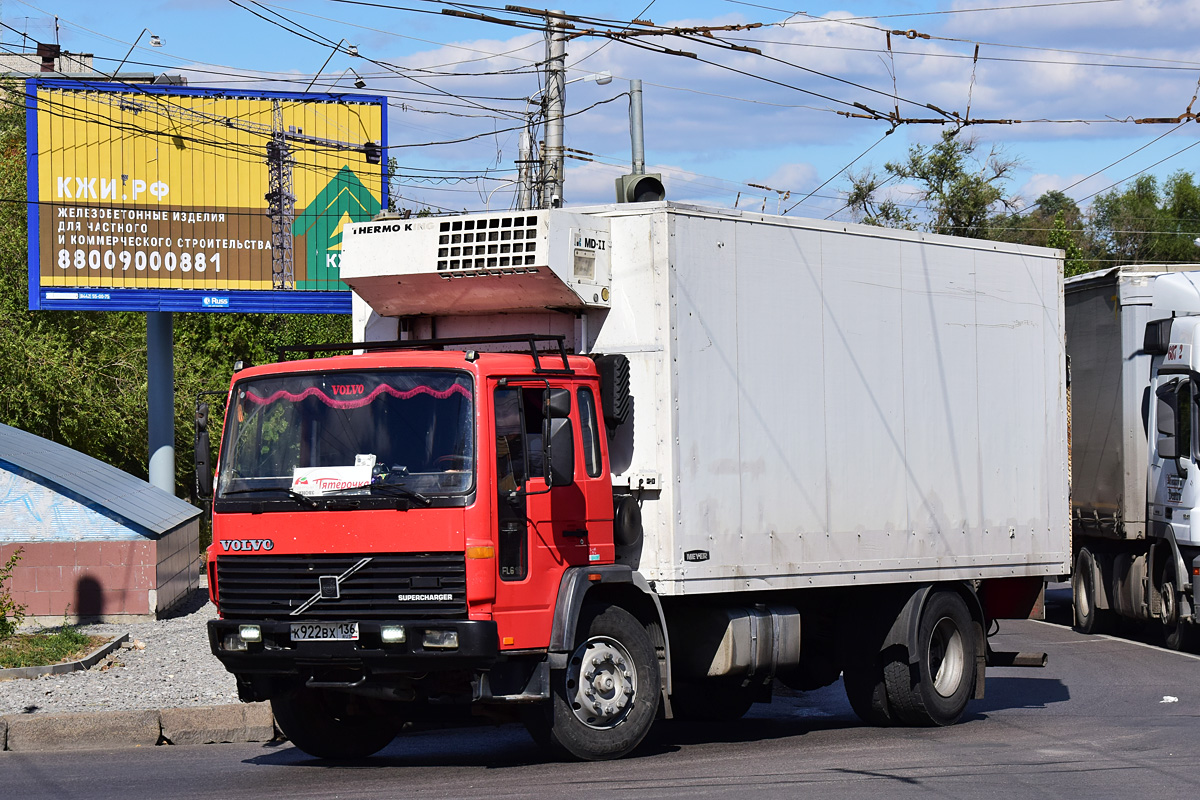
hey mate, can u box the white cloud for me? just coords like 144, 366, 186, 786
1019, 172, 1114, 205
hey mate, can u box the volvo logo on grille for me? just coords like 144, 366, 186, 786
290, 557, 372, 616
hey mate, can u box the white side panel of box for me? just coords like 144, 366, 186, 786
636, 208, 1069, 595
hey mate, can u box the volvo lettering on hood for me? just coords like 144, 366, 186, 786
219, 539, 274, 552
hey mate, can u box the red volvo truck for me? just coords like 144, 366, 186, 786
204, 203, 1070, 761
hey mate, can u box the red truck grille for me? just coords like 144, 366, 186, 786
215, 553, 467, 620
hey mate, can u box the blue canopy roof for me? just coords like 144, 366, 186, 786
0, 423, 200, 536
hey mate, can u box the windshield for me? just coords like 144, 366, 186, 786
217, 370, 474, 500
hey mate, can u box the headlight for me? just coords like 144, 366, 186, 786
380, 625, 406, 644
422, 629, 459, 650
222, 633, 248, 652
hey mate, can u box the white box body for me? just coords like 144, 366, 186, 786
342, 202, 1071, 597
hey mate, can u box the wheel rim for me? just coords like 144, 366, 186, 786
1074, 568, 1092, 619
1162, 581, 1177, 626
928, 616, 965, 698
566, 636, 637, 729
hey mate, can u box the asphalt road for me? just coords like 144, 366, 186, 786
6, 603, 1200, 800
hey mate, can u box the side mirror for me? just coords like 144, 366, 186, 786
1160, 435, 1178, 460
1157, 393, 1178, 460
543, 417, 575, 487
544, 387, 571, 419
541, 388, 574, 488
194, 401, 213, 500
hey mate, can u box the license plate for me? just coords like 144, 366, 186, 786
290, 622, 359, 641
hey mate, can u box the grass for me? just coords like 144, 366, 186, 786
0, 627, 111, 670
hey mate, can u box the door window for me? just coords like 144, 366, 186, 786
578, 386, 602, 478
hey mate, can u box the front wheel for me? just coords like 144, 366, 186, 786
271, 686, 400, 760
527, 604, 660, 761
1161, 561, 1200, 652
883, 590, 978, 727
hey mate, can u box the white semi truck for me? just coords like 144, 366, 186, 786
1066, 265, 1200, 649
206, 201, 1069, 761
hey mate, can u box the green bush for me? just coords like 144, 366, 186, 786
0, 547, 26, 640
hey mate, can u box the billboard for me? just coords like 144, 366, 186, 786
27, 79, 388, 313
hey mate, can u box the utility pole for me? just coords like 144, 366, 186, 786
543, 10, 567, 208
266, 100, 296, 290
517, 120, 535, 210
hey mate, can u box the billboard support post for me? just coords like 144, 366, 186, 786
147, 311, 175, 495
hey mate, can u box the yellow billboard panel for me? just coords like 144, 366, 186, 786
29, 80, 386, 311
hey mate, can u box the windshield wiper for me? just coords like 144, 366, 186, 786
220, 484, 430, 508
367, 483, 432, 507
222, 486, 322, 508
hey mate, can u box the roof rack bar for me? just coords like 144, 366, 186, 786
276, 334, 575, 374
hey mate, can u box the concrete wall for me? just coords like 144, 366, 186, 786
1, 540, 156, 621
155, 519, 200, 615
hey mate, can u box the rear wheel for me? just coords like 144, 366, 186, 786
842, 661, 895, 727
884, 590, 977, 727
526, 604, 659, 761
1073, 547, 1113, 634
271, 686, 400, 760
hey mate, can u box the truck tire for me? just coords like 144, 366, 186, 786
842, 662, 894, 727
529, 604, 659, 761
670, 678, 757, 722
1073, 547, 1112, 635
271, 686, 400, 760
883, 590, 977, 727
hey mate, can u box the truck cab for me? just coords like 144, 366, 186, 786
1146, 315, 1200, 643
207, 338, 661, 761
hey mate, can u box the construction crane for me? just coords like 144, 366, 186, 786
86, 91, 382, 289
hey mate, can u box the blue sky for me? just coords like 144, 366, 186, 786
5, 0, 1200, 219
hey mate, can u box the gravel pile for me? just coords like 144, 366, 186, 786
0, 588, 239, 716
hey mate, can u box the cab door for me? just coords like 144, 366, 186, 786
490, 381, 593, 649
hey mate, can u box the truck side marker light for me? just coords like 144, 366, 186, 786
380, 625, 406, 643
587, 573, 603, 582
466, 546, 495, 559
503, 636, 515, 646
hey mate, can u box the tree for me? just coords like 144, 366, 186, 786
1049, 211, 1091, 277
989, 190, 1097, 275
846, 128, 1022, 239
1086, 171, 1200, 266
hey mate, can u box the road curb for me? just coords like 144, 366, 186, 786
0, 634, 130, 682
0, 702, 276, 752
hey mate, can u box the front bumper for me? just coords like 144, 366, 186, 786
208, 619, 500, 678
